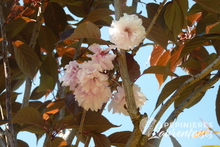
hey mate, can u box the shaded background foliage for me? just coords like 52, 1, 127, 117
0, 0, 220, 146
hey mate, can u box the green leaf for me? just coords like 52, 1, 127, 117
169, 134, 182, 147
67, 21, 101, 39
30, 86, 47, 100
179, 57, 202, 70
13, 40, 39, 79
194, 0, 220, 14
143, 66, 176, 76
216, 86, 220, 126
40, 54, 58, 81
12, 107, 45, 127
44, 2, 67, 38
180, 35, 220, 58
6, 17, 33, 38
85, 8, 113, 22
155, 75, 191, 109
108, 131, 132, 147
164, 1, 185, 38
37, 26, 57, 53
37, 74, 55, 93
208, 23, 220, 34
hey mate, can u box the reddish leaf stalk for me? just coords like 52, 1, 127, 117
0, 3, 17, 147
21, 1, 45, 108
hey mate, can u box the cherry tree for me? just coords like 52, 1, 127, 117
0, 0, 220, 146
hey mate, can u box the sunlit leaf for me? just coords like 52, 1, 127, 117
155, 75, 191, 109
187, 12, 202, 26
108, 131, 132, 147
45, 137, 67, 147
202, 145, 220, 147
216, 86, 220, 126
143, 66, 176, 76
13, 40, 39, 79
191, 130, 211, 138
150, 45, 165, 66
44, 99, 65, 115
170, 45, 184, 72
12, 107, 45, 127
44, 2, 67, 38
6, 17, 33, 38
67, 21, 101, 39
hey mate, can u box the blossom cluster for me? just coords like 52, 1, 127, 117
60, 44, 116, 111
60, 13, 147, 114
108, 84, 147, 116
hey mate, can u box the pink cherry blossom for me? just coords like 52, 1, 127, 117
109, 13, 146, 50
108, 84, 147, 115
59, 61, 80, 91
87, 44, 116, 71
75, 61, 112, 111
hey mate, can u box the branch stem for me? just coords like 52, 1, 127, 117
0, 2, 17, 146
145, 56, 220, 140
21, 1, 45, 108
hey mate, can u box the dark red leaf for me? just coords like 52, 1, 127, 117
126, 53, 140, 82
108, 131, 132, 147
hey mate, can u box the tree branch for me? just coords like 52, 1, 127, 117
144, 56, 220, 141
21, 1, 45, 108
0, 2, 17, 147
75, 109, 86, 146
114, 0, 144, 146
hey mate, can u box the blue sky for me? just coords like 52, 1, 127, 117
15, 0, 220, 147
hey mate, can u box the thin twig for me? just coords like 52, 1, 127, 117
84, 136, 91, 147
145, 0, 167, 38
21, 1, 45, 108
63, 129, 78, 145
75, 109, 86, 146
0, 3, 17, 147
73, 38, 83, 60
144, 56, 220, 141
